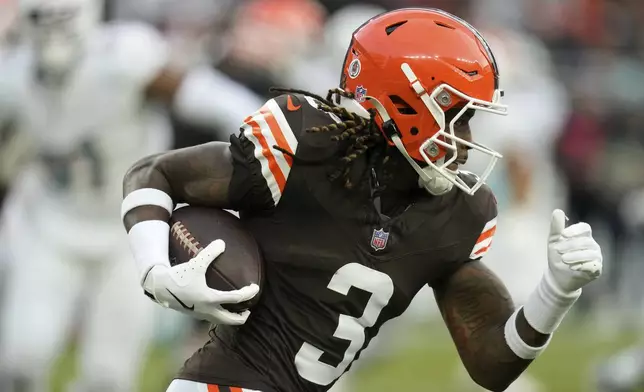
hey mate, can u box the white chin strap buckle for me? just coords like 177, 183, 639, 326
419, 176, 453, 196
418, 159, 456, 196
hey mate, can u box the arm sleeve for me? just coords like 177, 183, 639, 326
227, 94, 303, 213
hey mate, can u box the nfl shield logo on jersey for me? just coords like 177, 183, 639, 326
371, 228, 389, 251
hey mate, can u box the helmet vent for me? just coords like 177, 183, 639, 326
458, 68, 479, 77
434, 21, 455, 29
385, 21, 407, 35
389, 95, 417, 115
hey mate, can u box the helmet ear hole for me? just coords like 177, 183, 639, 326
410, 127, 419, 136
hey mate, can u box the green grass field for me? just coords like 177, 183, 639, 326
350, 320, 641, 392
51, 317, 642, 392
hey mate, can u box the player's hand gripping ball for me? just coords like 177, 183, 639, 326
547, 209, 603, 293
147, 240, 258, 325
167, 206, 264, 314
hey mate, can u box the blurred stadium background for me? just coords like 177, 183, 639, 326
3, 0, 644, 391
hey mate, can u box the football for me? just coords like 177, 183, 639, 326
168, 206, 263, 312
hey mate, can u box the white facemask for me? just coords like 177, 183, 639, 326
400, 63, 507, 195
337, 85, 506, 196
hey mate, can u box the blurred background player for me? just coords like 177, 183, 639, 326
0, 0, 261, 391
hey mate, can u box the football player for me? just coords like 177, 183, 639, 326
121, 8, 603, 392
0, 0, 261, 391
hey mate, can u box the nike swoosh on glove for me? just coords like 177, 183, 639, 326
547, 209, 603, 294
144, 240, 259, 325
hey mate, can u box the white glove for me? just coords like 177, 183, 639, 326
143, 239, 259, 325
521, 209, 603, 335
506, 209, 603, 356
547, 209, 603, 294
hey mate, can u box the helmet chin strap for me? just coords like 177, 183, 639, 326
391, 134, 455, 196
364, 95, 455, 196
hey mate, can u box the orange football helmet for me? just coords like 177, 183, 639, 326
340, 8, 508, 195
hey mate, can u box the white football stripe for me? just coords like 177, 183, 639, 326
472, 236, 494, 254
267, 99, 299, 153
482, 217, 497, 233
304, 96, 319, 109
473, 247, 491, 259
303, 96, 341, 123
469, 216, 498, 259
250, 111, 292, 180
241, 122, 281, 206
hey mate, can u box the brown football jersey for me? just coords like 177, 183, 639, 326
177, 94, 498, 392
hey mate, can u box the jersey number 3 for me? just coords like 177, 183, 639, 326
294, 263, 394, 386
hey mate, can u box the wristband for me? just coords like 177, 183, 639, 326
504, 308, 551, 359
121, 188, 173, 221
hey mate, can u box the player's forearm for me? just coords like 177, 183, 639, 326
122, 153, 174, 231
454, 309, 549, 392
435, 262, 553, 391
439, 301, 546, 391
441, 264, 582, 391
121, 153, 177, 285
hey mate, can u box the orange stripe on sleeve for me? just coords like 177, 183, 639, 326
207, 385, 220, 392
259, 106, 294, 166
230, 388, 243, 392
469, 217, 497, 259
476, 225, 496, 244
246, 118, 287, 193
474, 244, 492, 256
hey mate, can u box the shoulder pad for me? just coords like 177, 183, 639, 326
245, 93, 340, 155
230, 93, 346, 209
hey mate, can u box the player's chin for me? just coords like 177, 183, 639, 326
447, 158, 467, 172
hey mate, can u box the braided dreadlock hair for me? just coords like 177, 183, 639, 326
269, 87, 387, 189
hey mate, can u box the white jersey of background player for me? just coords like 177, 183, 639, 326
0, 0, 263, 391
